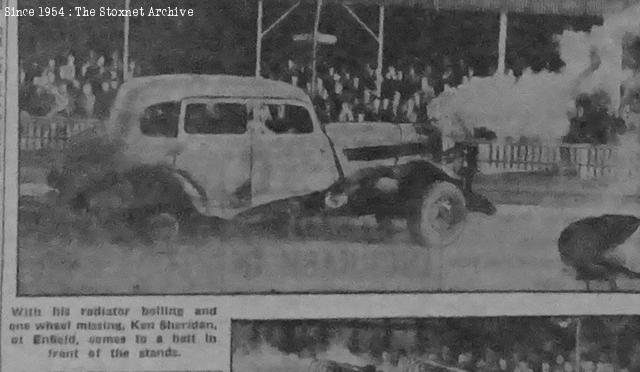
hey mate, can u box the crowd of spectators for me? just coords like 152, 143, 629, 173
373, 346, 624, 372
266, 56, 481, 124
19, 49, 139, 119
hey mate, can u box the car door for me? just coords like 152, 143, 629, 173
175, 97, 252, 212
250, 99, 340, 206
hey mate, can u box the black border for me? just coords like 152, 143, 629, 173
1, 1, 10, 369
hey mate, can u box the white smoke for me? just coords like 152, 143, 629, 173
429, 4, 640, 142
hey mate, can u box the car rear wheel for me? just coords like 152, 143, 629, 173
409, 181, 467, 247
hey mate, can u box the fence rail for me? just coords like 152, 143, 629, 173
19, 115, 100, 151
474, 141, 624, 179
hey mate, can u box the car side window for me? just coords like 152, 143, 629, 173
261, 103, 314, 134
184, 102, 247, 134
140, 102, 180, 137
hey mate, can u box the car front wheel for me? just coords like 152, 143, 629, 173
408, 181, 467, 247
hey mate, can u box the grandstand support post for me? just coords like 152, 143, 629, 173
256, 0, 263, 77
123, 0, 130, 81
377, 4, 385, 97
311, 0, 323, 94
497, 10, 507, 75
575, 317, 582, 370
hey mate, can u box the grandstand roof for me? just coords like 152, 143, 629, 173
321, 0, 640, 16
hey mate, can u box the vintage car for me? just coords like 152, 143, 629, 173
50, 74, 495, 246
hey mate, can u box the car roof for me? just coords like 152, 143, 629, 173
112, 74, 311, 113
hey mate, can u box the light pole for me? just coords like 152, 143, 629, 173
123, 0, 131, 81
575, 317, 582, 372
255, 0, 263, 77
310, 0, 323, 94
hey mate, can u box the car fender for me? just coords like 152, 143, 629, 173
324, 160, 458, 209
118, 165, 208, 216
168, 168, 209, 215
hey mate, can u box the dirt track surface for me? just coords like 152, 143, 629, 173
18, 201, 640, 295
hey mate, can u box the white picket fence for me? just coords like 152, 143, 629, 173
475, 141, 624, 179
19, 115, 100, 151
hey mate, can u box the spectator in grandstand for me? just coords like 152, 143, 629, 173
353, 97, 367, 122
76, 82, 96, 118
396, 70, 411, 98
458, 351, 474, 370
407, 66, 421, 92
441, 65, 456, 93
513, 360, 533, 372
391, 91, 402, 122
381, 66, 395, 99
110, 78, 120, 91
456, 58, 469, 86
315, 77, 325, 96
126, 59, 138, 81
338, 100, 355, 122
26, 82, 55, 117
43, 72, 58, 95
313, 88, 334, 123
424, 64, 435, 84
403, 97, 418, 123
81, 50, 99, 79
96, 55, 107, 78
440, 346, 454, 366
363, 63, 377, 90
59, 52, 76, 82
95, 80, 115, 119
553, 355, 565, 372
332, 82, 345, 112
366, 96, 382, 121
53, 82, 72, 116
110, 49, 122, 77
563, 361, 574, 372
462, 67, 475, 85
42, 57, 57, 78
499, 358, 509, 372
418, 76, 436, 106
349, 76, 363, 97
283, 59, 297, 83
381, 98, 393, 122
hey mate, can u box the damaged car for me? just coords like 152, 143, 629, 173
48, 74, 495, 245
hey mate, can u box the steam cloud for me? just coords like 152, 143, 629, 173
429, 4, 640, 142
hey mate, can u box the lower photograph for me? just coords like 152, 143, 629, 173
232, 316, 640, 372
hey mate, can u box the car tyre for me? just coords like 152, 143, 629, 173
408, 181, 467, 247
